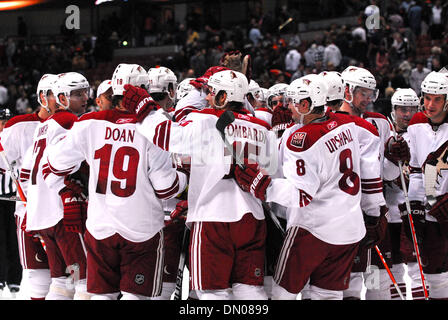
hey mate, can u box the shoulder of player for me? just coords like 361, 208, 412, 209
408, 112, 429, 127
363, 111, 387, 121
47, 110, 78, 129
254, 107, 273, 115
285, 117, 335, 152
4, 113, 42, 129
347, 114, 379, 136
363, 111, 391, 128
78, 109, 137, 124
286, 113, 371, 152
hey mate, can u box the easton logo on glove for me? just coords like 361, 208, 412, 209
250, 171, 265, 197
136, 96, 153, 114
63, 196, 84, 204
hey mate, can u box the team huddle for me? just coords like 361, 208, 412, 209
1, 50, 448, 300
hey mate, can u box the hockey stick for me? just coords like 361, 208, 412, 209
374, 245, 405, 300
278, 17, 293, 31
387, 116, 429, 299
216, 110, 285, 236
0, 195, 25, 202
173, 224, 190, 300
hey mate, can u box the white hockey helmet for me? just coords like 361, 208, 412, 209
267, 83, 288, 107
320, 71, 344, 102
286, 74, 328, 114
176, 77, 194, 101
53, 72, 90, 108
420, 70, 448, 111
36, 73, 58, 110
147, 66, 178, 101
248, 80, 262, 98
207, 70, 249, 108
341, 66, 378, 103
259, 87, 269, 103
111, 63, 149, 96
421, 71, 448, 96
391, 88, 419, 122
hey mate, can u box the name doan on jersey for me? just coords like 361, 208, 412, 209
324, 129, 354, 153
105, 127, 135, 143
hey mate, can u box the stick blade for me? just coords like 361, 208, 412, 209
216, 110, 235, 134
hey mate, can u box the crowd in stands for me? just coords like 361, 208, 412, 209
0, 0, 447, 117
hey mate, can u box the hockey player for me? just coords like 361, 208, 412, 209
0, 74, 57, 300
95, 80, 113, 111
45, 63, 187, 300
340, 66, 392, 300
231, 75, 386, 300
268, 83, 291, 138
146, 66, 188, 300
20, 72, 91, 300
382, 88, 427, 299
402, 70, 448, 299
122, 69, 277, 300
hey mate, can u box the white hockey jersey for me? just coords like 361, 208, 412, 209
362, 111, 392, 179
46, 109, 187, 242
0, 112, 45, 217
22, 110, 79, 231
136, 108, 277, 225
407, 112, 448, 222
266, 112, 385, 245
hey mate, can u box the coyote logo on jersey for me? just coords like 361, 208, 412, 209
424, 140, 448, 184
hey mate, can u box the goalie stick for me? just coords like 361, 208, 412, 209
387, 116, 429, 299
216, 110, 285, 236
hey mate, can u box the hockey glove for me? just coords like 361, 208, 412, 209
271, 106, 292, 138
385, 135, 410, 163
360, 205, 389, 249
399, 201, 426, 244
122, 84, 158, 122
428, 193, 448, 238
170, 200, 188, 222
234, 162, 271, 202
59, 187, 86, 234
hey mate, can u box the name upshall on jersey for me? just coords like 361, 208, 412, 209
105, 127, 135, 143
324, 129, 353, 153
225, 123, 267, 143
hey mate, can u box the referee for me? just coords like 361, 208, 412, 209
0, 108, 22, 297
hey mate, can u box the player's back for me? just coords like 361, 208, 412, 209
50, 109, 166, 242
283, 112, 366, 244
171, 109, 277, 224
24, 111, 77, 231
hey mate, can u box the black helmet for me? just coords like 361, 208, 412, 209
0, 108, 12, 121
